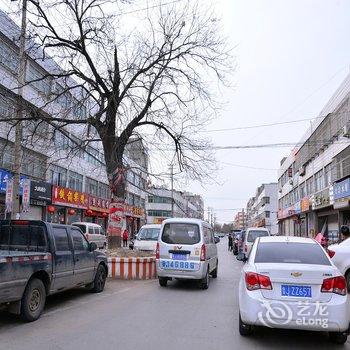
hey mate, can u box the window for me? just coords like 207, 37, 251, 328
161, 223, 200, 245
86, 177, 98, 195
306, 177, 314, 195
0, 39, 19, 72
68, 171, 83, 192
265, 211, 270, 218
53, 227, 70, 251
27, 62, 51, 95
0, 95, 15, 120
72, 97, 87, 120
255, 242, 331, 265
72, 224, 86, 234
0, 223, 47, 252
148, 196, 172, 204
324, 163, 333, 187
315, 170, 324, 192
71, 228, 89, 251
137, 227, 160, 241
247, 230, 269, 243
99, 183, 110, 199
54, 84, 72, 109
299, 182, 306, 198
147, 210, 171, 217
21, 149, 46, 179
54, 131, 70, 150
50, 165, 67, 187
203, 227, 211, 244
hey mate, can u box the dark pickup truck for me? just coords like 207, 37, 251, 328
0, 220, 108, 322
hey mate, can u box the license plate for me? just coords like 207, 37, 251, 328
160, 260, 198, 270
172, 253, 187, 260
281, 285, 312, 298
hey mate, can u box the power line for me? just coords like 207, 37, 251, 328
116, 0, 183, 16
220, 161, 277, 171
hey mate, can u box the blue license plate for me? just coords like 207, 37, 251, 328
281, 285, 312, 298
172, 253, 187, 260
160, 260, 197, 270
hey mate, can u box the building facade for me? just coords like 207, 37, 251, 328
245, 183, 278, 235
233, 210, 247, 230
277, 72, 350, 243
146, 187, 204, 224
0, 10, 148, 232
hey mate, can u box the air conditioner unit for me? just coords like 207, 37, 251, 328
299, 166, 306, 176
342, 124, 350, 138
289, 179, 293, 185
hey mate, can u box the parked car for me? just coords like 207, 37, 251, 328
217, 232, 225, 238
242, 227, 270, 258
328, 238, 350, 291
0, 220, 108, 322
156, 218, 218, 289
214, 234, 220, 244
238, 236, 349, 344
72, 222, 107, 249
133, 224, 161, 253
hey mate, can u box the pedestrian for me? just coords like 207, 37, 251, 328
340, 225, 350, 242
228, 233, 233, 251
122, 229, 129, 248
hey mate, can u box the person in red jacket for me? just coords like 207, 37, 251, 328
122, 229, 129, 247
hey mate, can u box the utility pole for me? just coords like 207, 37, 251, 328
170, 164, 174, 217
12, 0, 27, 219
207, 207, 210, 222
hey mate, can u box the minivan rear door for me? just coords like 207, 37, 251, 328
160, 222, 202, 272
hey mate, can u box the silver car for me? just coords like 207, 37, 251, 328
156, 218, 218, 289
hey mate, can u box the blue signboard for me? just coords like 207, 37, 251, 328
334, 178, 350, 200
0, 168, 27, 195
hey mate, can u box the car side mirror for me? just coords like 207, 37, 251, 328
89, 242, 97, 251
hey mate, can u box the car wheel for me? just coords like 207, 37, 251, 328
159, 277, 167, 287
239, 313, 252, 336
211, 262, 218, 278
200, 268, 210, 290
92, 264, 107, 293
20, 278, 46, 322
329, 332, 348, 344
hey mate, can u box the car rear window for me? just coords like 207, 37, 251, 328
161, 223, 200, 245
255, 242, 331, 265
247, 230, 269, 242
0, 222, 47, 252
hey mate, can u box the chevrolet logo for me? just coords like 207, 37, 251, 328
291, 272, 302, 277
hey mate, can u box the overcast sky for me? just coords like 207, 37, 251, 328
184, 0, 350, 223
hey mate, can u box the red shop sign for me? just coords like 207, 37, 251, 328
88, 195, 110, 213
52, 186, 88, 209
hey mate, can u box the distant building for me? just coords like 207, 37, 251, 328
245, 183, 278, 235
233, 210, 247, 230
146, 187, 204, 224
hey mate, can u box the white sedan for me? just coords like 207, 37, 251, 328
238, 236, 349, 344
328, 238, 350, 290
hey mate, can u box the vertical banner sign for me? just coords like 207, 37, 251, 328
5, 178, 14, 213
22, 179, 31, 212
107, 202, 126, 237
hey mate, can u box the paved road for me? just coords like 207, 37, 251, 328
0, 238, 348, 350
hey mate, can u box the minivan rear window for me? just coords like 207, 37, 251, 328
255, 242, 331, 265
247, 230, 269, 242
161, 223, 200, 245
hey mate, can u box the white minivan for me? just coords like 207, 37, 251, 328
134, 224, 161, 253
72, 222, 107, 249
242, 227, 270, 258
156, 218, 218, 289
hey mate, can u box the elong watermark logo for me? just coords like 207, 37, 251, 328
257, 300, 329, 329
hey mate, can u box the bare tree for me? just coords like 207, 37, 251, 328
1, 0, 232, 246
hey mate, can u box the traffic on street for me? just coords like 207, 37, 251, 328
0, 236, 349, 350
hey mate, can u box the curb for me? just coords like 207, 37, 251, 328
107, 257, 157, 280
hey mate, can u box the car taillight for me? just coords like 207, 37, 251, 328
327, 249, 335, 258
200, 244, 206, 261
155, 242, 160, 259
321, 276, 346, 296
245, 272, 272, 291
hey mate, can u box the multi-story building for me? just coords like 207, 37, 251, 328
233, 210, 247, 230
146, 187, 204, 224
277, 72, 350, 243
0, 10, 148, 233
244, 183, 278, 235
